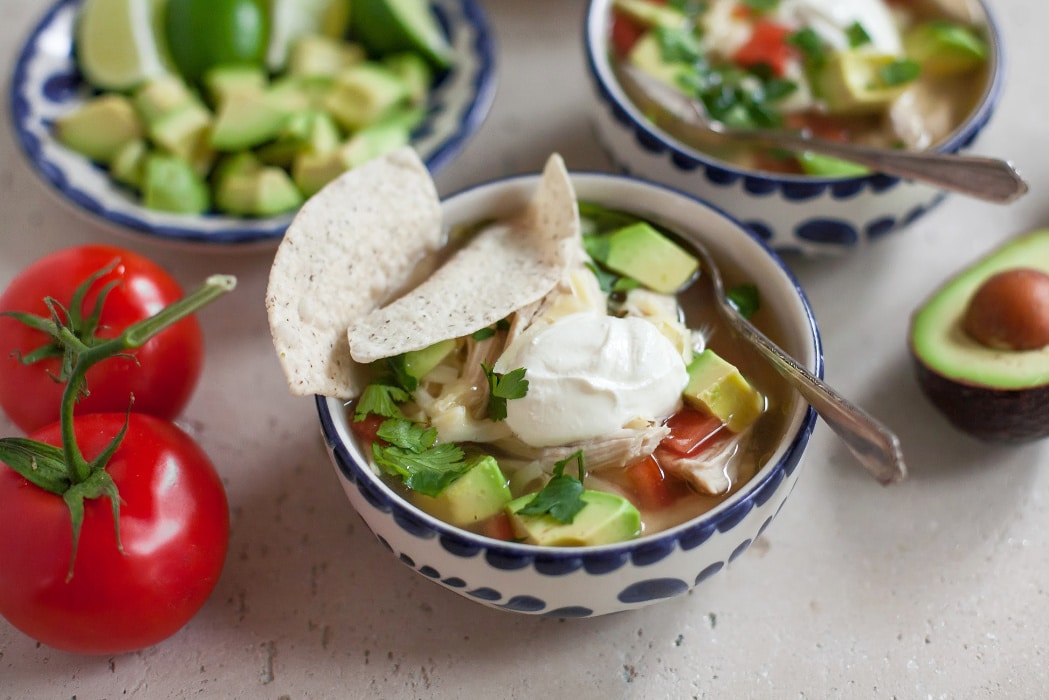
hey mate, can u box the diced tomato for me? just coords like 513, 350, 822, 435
610, 10, 647, 57
732, 19, 795, 76
625, 455, 685, 510
350, 413, 385, 444
483, 512, 516, 541
784, 112, 854, 143
660, 408, 725, 457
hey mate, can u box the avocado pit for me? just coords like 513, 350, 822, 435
909, 230, 1049, 442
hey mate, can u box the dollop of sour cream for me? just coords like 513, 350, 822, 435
493, 313, 689, 448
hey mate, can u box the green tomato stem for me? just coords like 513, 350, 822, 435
61, 274, 237, 483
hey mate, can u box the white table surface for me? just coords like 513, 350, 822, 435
3, 1, 1048, 698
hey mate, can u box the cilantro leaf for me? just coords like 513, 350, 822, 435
385, 355, 418, 393
372, 442, 468, 497
517, 451, 587, 524
879, 59, 921, 87
846, 21, 872, 48
354, 383, 409, 422
482, 365, 529, 421
376, 418, 437, 451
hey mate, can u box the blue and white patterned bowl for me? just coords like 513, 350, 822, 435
584, 0, 1004, 256
318, 172, 821, 617
9, 0, 496, 248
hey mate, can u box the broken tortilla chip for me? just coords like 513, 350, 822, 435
266, 147, 442, 398
347, 153, 581, 364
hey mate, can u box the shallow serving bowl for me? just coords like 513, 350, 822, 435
584, 0, 1005, 256
10, 0, 496, 249
318, 172, 821, 617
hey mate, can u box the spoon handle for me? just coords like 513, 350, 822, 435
730, 318, 907, 485
749, 131, 1028, 204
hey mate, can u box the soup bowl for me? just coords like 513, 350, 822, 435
317, 172, 821, 617
584, 0, 1005, 256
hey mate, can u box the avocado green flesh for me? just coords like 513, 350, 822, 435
910, 229, 1049, 390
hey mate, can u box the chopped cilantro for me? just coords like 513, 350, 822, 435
371, 417, 468, 497
742, 0, 778, 11
482, 365, 528, 421
656, 26, 702, 64
517, 451, 587, 524
846, 21, 872, 48
787, 28, 825, 61
727, 283, 760, 319
471, 327, 496, 341
385, 354, 418, 393
879, 59, 921, 87
354, 383, 409, 422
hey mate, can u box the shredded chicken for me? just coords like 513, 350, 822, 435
658, 433, 746, 495
492, 423, 671, 473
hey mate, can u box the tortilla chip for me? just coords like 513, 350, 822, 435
347, 153, 581, 364
266, 147, 442, 398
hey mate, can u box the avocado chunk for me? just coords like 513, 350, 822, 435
256, 110, 342, 168
203, 64, 269, 108
383, 52, 433, 106
286, 34, 366, 78
903, 21, 987, 77
54, 94, 144, 165
292, 120, 410, 196
210, 91, 293, 152
148, 102, 215, 175
214, 156, 304, 217
110, 138, 150, 189
817, 51, 913, 115
507, 489, 641, 547
612, 0, 687, 30
324, 63, 411, 131
597, 221, 699, 294
411, 456, 512, 528
403, 338, 456, 380
797, 151, 869, 178
683, 349, 764, 433
133, 75, 199, 126
141, 154, 210, 214
909, 228, 1049, 442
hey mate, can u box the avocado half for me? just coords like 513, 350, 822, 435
909, 229, 1049, 442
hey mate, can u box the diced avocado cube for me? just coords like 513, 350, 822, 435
627, 31, 692, 88
613, 0, 688, 30
203, 64, 269, 108
600, 221, 699, 294
507, 490, 641, 547
383, 52, 433, 105
133, 75, 199, 126
412, 456, 511, 528
256, 110, 342, 168
683, 349, 764, 433
287, 34, 366, 78
797, 151, 869, 178
141, 154, 210, 214
324, 63, 411, 131
148, 102, 215, 175
210, 91, 294, 152
817, 50, 912, 115
214, 165, 304, 217
292, 120, 410, 196
54, 94, 144, 165
109, 138, 149, 189
403, 338, 456, 380
267, 76, 335, 113
903, 21, 987, 77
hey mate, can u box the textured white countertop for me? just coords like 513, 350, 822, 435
3, 1, 1048, 698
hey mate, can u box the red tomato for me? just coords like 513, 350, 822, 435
659, 408, 725, 457
610, 10, 647, 57
625, 455, 686, 511
482, 512, 516, 541
350, 413, 385, 444
0, 413, 229, 654
732, 19, 795, 76
0, 245, 204, 434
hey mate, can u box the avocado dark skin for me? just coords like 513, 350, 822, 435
909, 229, 1049, 442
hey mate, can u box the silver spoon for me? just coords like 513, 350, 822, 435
684, 235, 907, 485
617, 64, 1028, 204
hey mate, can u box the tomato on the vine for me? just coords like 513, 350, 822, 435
0, 412, 230, 655
0, 245, 204, 434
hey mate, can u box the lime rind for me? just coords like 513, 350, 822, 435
75, 0, 171, 91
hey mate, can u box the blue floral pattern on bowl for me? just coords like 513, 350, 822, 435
315, 172, 822, 617
9, 0, 496, 248
583, 0, 1004, 256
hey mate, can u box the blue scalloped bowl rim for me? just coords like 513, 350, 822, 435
9, 0, 497, 248
582, 0, 1005, 201
316, 170, 822, 582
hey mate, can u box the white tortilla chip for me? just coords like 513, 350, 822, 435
266, 147, 442, 398
347, 153, 581, 364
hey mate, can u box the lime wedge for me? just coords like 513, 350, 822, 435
351, 0, 454, 70
75, 0, 171, 91
267, 0, 352, 71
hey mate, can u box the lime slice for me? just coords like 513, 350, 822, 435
75, 0, 171, 91
266, 0, 352, 71
351, 0, 454, 70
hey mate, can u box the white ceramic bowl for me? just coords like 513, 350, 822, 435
584, 0, 1005, 256
317, 172, 821, 617
10, 0, 496, 249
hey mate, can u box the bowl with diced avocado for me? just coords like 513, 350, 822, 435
10, 0, 495, 247
584, 0, 1006, 255
269, 150, 820, 617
